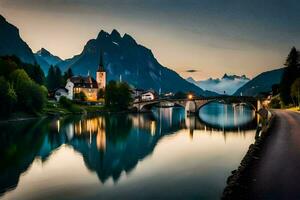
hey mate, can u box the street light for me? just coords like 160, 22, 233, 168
188, 94, 193, 100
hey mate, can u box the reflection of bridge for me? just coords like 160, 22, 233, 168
132, 96, 262, 113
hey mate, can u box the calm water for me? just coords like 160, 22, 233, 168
0, 103, 257, 200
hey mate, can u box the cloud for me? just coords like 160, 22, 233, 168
199, 77, 249, 95
185, 69, 200, 73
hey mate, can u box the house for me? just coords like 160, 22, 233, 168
55, 52, 106, 101
131, 89, 156, 102
54, 87, 68, 101
141, 91, 156, 101
66, 75, 99, 101
131, 88, 145, 101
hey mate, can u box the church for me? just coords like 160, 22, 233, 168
55, 53, 106, 102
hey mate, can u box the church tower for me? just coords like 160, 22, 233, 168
96, 51, 106, 90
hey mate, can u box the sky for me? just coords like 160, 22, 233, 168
0, 0, 299, 80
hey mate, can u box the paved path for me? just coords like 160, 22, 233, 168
250, 110, 300, 199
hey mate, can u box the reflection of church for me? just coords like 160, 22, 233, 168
73, 117, 106, 151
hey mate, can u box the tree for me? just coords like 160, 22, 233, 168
98, 89, 105, 99
31, 64, 45, 85
105, 81, 132, 110
0, 57, 19, 79
47, 66, 56, 90
291, 78, 300, 107
271, 84, 280, 96
0, 56, 45, 85
0, 77, 17, 116
173, 91, 186, 99
105, 80, 118, 108
47, 66, 63, 90
63, 68, 74, 82
280, 47, 300, 105
117, 82, 132, 110
10, 69, 46, 113
28, 82, 47, 112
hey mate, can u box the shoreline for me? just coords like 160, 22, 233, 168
0, 109, 146, 123
222, 110, 276, 199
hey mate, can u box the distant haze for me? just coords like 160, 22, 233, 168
0, 0, 299, 79
187, 74, 250, 95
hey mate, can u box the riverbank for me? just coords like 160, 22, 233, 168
0, 101, 137, 123
222, 110, 276, 200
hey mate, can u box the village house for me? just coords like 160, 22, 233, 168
55, 53, 106, 101
131, 88, 156, 102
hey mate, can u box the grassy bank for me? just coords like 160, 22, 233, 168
43, 100, 106, 116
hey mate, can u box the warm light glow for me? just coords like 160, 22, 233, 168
150, 121, 156, 136
57, 120, 60, 133
96, 127, 106, 151
188, 94, 193, 100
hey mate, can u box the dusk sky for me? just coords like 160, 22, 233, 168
0, 0, 299, 80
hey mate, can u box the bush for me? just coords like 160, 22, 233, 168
59, 96, 73, 108
74, 91, 87, 101
59, 96, 82, 113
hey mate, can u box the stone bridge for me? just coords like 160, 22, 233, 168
132, 96, 262, 114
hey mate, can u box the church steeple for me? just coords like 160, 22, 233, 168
96, 50, 106, 91
98, 51, 105, 72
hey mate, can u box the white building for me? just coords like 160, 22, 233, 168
141, 91, 155, 101
54, 52, 106, 101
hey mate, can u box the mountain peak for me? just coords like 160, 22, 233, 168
0, 15, 6, 22
222, 73, 230, 79
37, 48, 51, 57
222, 73, 249, 80
123, 33, 137, 45
97, 30, 109, 39
111, 29, 121, 40
34, 48, 62, 73
186, 77, 196, 82
0, 15, 35, 64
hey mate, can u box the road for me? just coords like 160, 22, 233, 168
250, 110, 300, 199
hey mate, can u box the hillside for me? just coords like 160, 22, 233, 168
0, 15, 35, 64
233, 68, 284, 96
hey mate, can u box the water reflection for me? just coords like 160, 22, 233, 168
0, 104, 258, 200
199, 102, 256, 130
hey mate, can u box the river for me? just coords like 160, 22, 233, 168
0, 102, 257, 200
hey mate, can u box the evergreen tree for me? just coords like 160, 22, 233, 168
30, 64, 45, 85
280, 47, 300, 105
54, 66, 63, 86
291, 78, 300, 107
47, 65, 56, 90
63, 68, 74, 82
46, 66, 63, 90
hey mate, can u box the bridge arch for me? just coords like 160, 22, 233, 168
185, 100, 197, 113
131, 97, 261, 113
